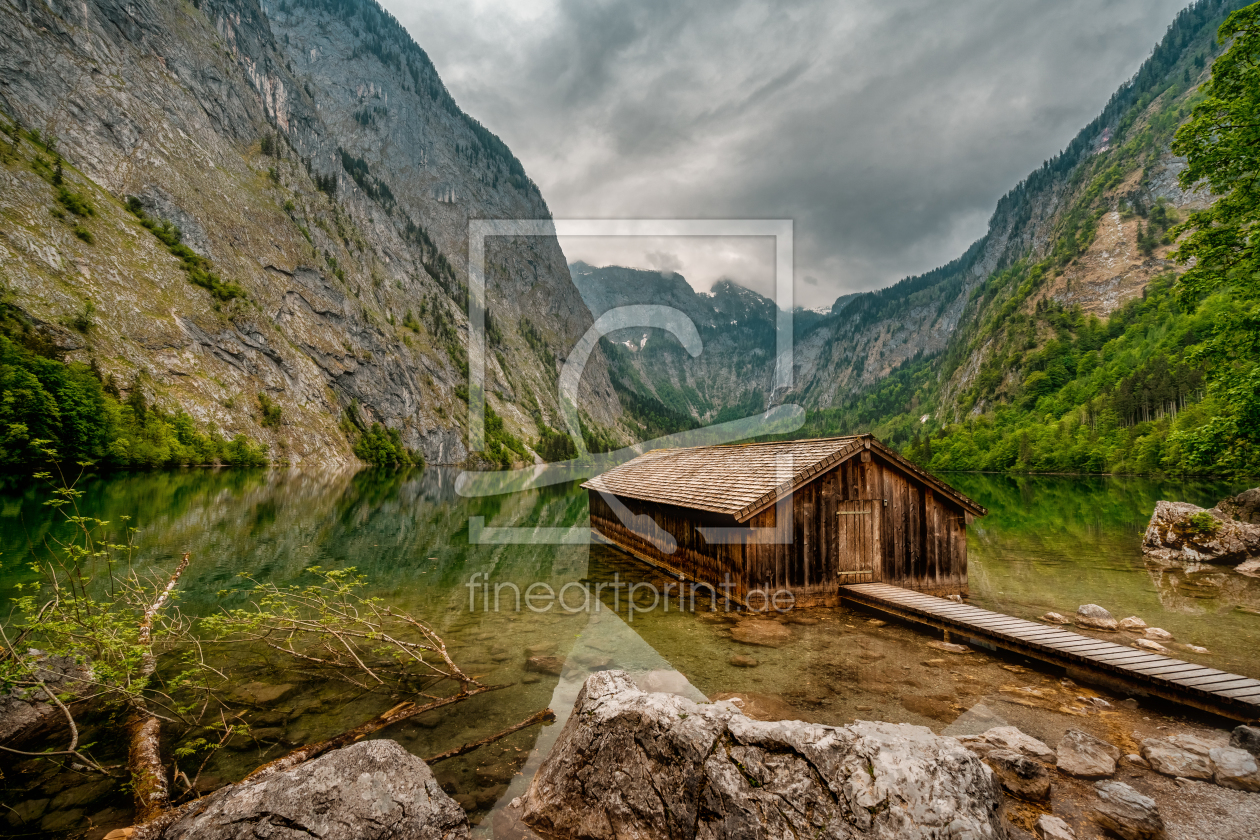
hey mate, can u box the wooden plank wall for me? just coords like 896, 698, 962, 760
589, 451, 969, 607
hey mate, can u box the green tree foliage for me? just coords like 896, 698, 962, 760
1166, 2, 1260, 474
482, 402, 527, 468
353, 423, 421, 468
341, 400, 422, 468
0, 335, 267, 471
536, 424, 577, 462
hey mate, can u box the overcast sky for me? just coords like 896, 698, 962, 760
381, 0, 1190, 309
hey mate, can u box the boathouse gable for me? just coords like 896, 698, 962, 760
584, 435, 986, 605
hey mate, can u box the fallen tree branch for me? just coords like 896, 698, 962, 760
425, 707, 554, 765
129, 551, 191, 824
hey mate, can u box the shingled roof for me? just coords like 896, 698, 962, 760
582, 434, 986, 522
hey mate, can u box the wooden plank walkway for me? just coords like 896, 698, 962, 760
840, 582, 1260, 722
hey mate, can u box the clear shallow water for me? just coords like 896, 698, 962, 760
1, 468, 1257, 837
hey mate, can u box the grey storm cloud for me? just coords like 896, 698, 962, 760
382, 0, 1190, 308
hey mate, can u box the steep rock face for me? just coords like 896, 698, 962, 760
0, 0, 617, 466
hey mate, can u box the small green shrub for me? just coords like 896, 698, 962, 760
57, 186, 93, 217
72, 225, 93, 244
1186, 511, 1220, 537
257, 393, 283, 429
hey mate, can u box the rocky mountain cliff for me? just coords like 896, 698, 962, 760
576, 0, 1245, 454
0, 0, 619, 467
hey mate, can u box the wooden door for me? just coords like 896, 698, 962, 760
834, 500, 881, 583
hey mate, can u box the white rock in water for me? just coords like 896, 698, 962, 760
1134, 638, 1168, 653
1076, 604, 1119, 630
1119, 616, 1147, 630
1210, 746, 1260, 792
1143, 500, 1260, 566
1035, 814, 1077, 840
159, 740, 468, 840
1144, 627, 1174, 641
1142, 738, 1213, 780
520, 670, 1006, 840
1185, 644, 1211, 654
1092, 780, 1167, 840
1041, 612, 1070, 624
1057, 729, 1120, 778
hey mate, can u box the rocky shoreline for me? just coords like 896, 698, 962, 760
92, 669, 1256, 840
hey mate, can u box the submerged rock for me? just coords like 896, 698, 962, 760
730, 620, 792, 648
160, 740, 467, 840
1040, 612, 1070, 624
1075, 605, 1119, 631
1057, 729, 1119, 778
521, 670, 1005, 840
525, 656, 565, 675
1091, 780, 1167, 840
1144, 627, 1174, 641
1134, 639, 1168, 653
1143, 500, 1260, 566
709, 691, 801, 722
231, 682, 295, 705
0, 652, 92, 746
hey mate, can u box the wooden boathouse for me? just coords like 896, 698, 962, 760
583, 434, 987, 607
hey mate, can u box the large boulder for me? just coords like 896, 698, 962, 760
1142, 500, 1260, 566
1209, 746, 1260, 792
0, 651, 92, 746
1140, 737, 1213, 780
1216, 488, 1260, 525
1091, 781, 1166, 840
1075, 605, 1119, 631
1057, 729, 1119, 779
159, 740, 468, 840
520, 670, 1005, 840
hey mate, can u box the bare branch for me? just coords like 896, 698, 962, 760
425, 707, 554, 764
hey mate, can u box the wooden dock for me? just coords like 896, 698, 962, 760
840, 582, 1260, 722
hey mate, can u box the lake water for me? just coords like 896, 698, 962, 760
2, 467, 1257, 836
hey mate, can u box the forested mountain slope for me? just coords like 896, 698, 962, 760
0, 0, 618, 470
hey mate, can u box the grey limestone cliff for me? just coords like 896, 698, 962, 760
0, 0, 619, 466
